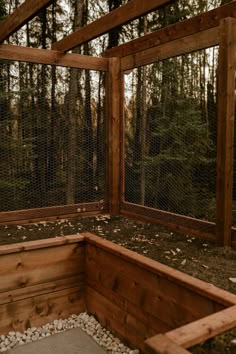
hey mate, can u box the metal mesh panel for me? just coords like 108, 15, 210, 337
0, 60, 106, 211
124, 47, 218, 222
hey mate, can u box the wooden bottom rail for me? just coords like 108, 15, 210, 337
145, 305, 236, 353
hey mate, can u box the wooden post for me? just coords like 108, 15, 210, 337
216, 18, 236, 246
107, 58, 122, 216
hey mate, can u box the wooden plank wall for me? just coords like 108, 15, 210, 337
0, 235, 86, 334
85, 233, 236, 352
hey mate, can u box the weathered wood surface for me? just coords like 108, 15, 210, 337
52, 0, 172, 52
86, 242, 225, 332
121, 202, 216, 242
86, 286, 156, 352
0, 275, 84, 305
0, 234, 84, 255
0, 44, 109, 71
145, 334, 190, 354
0, 287, 85, 334
216, 18, 236, 246
0, 235, 86, 334
0, 200, 105, 224
121, 27, 219, 71
85, 233, 236, 306
0, 0, 53, 44
107, 58, 122, 216
165, 305, 236, 349
103, 2, 236, 58
0, 242, 85, 293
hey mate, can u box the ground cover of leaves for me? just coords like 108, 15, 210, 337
0, 215, 236, 353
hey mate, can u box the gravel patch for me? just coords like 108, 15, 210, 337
0, 313, 139, 354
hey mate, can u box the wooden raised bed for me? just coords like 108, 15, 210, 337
0, 233, 236, 354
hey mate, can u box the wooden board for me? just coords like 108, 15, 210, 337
0, 287, 85, 334
145, 305, 236, 350
52, 0, 172, 52
121, 27, 219, 71
0, 275, 84, 305
86, 243, 226, 331
145, 334, 190, 354
0, 200, 105, 224
216, 18, 236, 246
103, 1, 236, 58
0, 242, 85, 293
85, 233, 236, 307
107, 58, 122, 215
0, 234, 84, 255
0, 44, 109, 71
86, 286, 156, 352
0, 0, 53, 44
121, 202, 216, 242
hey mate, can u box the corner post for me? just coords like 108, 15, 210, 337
107, 57, 122, 216
216, 18, 236, 246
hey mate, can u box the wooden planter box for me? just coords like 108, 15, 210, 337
0, 233, 236, 353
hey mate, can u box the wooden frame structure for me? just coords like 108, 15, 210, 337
0, 1, 236, 249
0, 233, 236, 353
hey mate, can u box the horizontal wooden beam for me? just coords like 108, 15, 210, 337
166, 305, 236, 349
121, 202, 216, 242
103, 1, 236, 58
121, 26, 219, 70
0, 201, 106, 224
52, 0, 173, 52
0, 44, 109, 71
0, 0, 53, 44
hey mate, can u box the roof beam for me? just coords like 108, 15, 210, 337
0, 0, 53, 44
0, 44, 109, 71
52, 0, 173, 52
102, 1, 236, 58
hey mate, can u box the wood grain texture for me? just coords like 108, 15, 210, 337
0, 44, 109, 71
165, 305, 236, 349
0, 200, 105, 224
145, 334, 190, 354
52, 0, 172, 52
121, 27, 219, 71
108, 58, 122, 215
86, 243, 225, 331
0, 275, 84, 305
85, 233, 236, 306
103, 1, 236, 58
0, 0, 53, 43
216, 18, 236, 246
86, 286, 156, 352
0, 242, 85, 293
0, 287, 85, 334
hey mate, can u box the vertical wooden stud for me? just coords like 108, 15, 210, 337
107, 57, 122, 215
216, 18, 236, 246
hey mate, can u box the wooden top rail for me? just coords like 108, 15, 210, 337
52, 0, 173, 52
103, 1, 236, 58
145, 305, 236, 352
0, 44, 109, 71
121, 26, 219, 71
0, 234, 85, 255
0, 0, 53, 44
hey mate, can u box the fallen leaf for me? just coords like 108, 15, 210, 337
201, 264, 209, 269
229, 278, 236, 283
181, 259, 187, 266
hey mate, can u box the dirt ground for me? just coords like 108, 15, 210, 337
0, 214, 236, 353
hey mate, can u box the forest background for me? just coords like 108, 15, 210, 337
0, 0, 234, 225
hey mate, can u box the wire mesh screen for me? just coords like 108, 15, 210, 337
124, 47, 218, 222
0, 60, 106, 212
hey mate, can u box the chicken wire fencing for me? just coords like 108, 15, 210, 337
123, 47, 219, 222
0, 60, 106, 212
